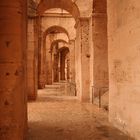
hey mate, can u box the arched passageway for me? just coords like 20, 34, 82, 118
38, 25, 70, 87
1, 0, 140, 140
44, 25, 70, 40
59, 47, 70, 81
36, 0, 93, 102
41, 25, 70, 85
37, 17, 77, 96
37, 0, 80, 20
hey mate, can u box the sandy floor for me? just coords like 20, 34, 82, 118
28, 87, 133, 140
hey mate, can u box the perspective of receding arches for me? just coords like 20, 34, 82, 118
59, 46, 70, 81
43, 25, 70, 40
47, 39, 70, 83
37, 0, 80, 20
1, 0, 139, 140
44, 26, 69, 85
50, 39, 69, 51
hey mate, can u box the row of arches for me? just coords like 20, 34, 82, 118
27, 0, 109, 102
0, 0, 110, 139
1, 0, 140, 139
40, 25, 72, 87
37, 0, 80, 20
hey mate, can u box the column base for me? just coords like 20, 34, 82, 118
28, 94, 37, 101
38, 83, 46, 89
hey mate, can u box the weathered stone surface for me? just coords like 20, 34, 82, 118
108, 0, 140, 139
28, 90, 133, 140
27, 18, 38, 100
75, 18, 91, 102
0, 1, 27, 139
1, 0, 140, 139
92, 0, 109, 97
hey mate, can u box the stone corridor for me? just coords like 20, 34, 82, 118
28, 88, 133, 140
1, 0, 140, 139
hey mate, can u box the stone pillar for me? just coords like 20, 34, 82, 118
75, 18, 91, 102
52, 43, 59, 82
46, 37, 53, 85
58, 52, 61, 81
38, 17, 46, 89
92, 1, 109, 97
67, 54, 70, 80
69, 40, 76, 83
43, 38, 47, 84
46, 49, 53, 85
51, 53, 54, 82
60, 52, 66, 80
53, 51, 59, 82
27, 17, 38, 100
0, 0, 27, 139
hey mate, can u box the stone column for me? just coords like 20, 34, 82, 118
69, 40, 76, 83
75, 18, 91, 102
43, 38, 47, 84
67, 55, 70, 80
46, 37, 53, 85
51, 50, 54, 82
38, 17, 46, 89
60, 52, 66, 80
53, 51, 59, 82
58, 52, 61, 81
46, 49, 53, 85
27, 17, 38, 100
53, 44, 59, 82
92, 1, 109, 97
0, 0, 27, 139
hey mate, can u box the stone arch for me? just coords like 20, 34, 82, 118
37, 0, 80, 20
43, 25, 70, 40
50, 39, 69, 51
50, 39, 70, 81
43, 26, 70, 50
45, 39, 69, 84
58, 46, 69, 53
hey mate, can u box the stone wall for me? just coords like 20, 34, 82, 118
108, 0, 140, 139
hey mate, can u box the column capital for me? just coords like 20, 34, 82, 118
92, 13, 107, 18
75, 16, 91, 29
69, 39, 76, 44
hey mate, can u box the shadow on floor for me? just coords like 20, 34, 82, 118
28, 121, 133, 140
29, 95, 78, 103
28, 89, 134, 140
